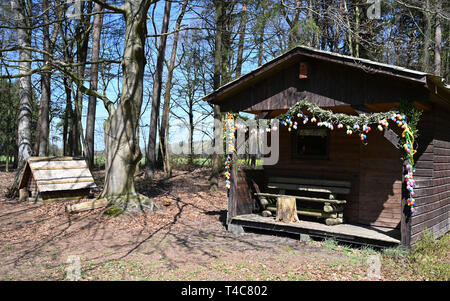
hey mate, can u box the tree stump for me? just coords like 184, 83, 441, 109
276, 196, 300, 223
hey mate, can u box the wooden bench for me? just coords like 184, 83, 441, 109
255, 177, 351, 225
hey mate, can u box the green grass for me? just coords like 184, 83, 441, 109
322, 238, 339, 250
380, 231, 450, 281
408, 230, 450, 281
103, 207, 123, 217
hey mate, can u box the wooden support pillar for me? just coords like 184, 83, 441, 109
227, 153, 238, 225
401, 159, 412, 247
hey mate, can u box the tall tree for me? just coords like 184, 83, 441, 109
235, 1, 248, 77
434, 0, 442, 76
146, 0, 172, 178
34, 0, 63, 156
157, 0, 189, 175
86, 3, 105, 169
422, 0, 432, 73
95, 0, 154, 205
209, 0, 225, 191
33, 0, 51, 156
72, 1, 93, 157
10, 0, 33, 192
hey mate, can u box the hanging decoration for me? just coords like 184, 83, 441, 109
223, 98, 419, 214
224, 113, 236, 190
278, 99, 418, 214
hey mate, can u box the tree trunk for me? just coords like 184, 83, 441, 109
188, 104, 194, 166
146, 0, 172, 178
157, 0, 188, 174
276, 197, 300, 223
86, 3, 104, 169
235, 1, 247, 78
10, 0, 33, 194
434, 0, 442, 76
257, 0, 267, 66
343, 0, 353, 56
63, 75, 73, 156
355, 5, 360, 58
210, 0, 225, 191
71, 1, 92, 157
100, 0, 154, 211
34, 0, 51, 156
422, 0, 431, 73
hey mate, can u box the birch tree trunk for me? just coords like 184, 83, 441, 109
10, 0, 33, 193
86, 3, 104, 169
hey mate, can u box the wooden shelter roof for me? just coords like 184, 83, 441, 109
203, 46, 450, 109
18, 157, 96, 193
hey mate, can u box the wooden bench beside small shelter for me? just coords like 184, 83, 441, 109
203, 46, 450, 248
18, 157, 96, 203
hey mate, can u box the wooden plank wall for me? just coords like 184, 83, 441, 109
229, 168, 264, 223
411, 109, 450, 242
262, 125, 402, 228
359, 131, 403, 227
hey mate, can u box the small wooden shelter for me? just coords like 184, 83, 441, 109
18, 157, 96, 203
204, 46, 450, 248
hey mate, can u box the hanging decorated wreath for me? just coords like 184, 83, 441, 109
224, 98, 420, 214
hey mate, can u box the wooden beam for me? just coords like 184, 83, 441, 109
266, 206, 341, 218
66, 198, 109, 213
27, 156, 85, 162
32, 166, 87, 170
42, 195, 89, 204
36, 178, 94, 185
255, 193, 346, 204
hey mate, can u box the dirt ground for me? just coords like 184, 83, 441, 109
0, 168, 429, 281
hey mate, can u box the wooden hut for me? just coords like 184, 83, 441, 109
18, 157, 96, 203
203, 46, 450, 247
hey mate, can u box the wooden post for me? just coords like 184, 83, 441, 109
226, 153, 238, 225
401, 159, 412, 247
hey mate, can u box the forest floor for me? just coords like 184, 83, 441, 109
0, 167, 448, 281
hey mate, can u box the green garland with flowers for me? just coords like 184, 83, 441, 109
224, 98, 421, 214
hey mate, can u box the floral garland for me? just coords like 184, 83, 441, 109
223, 99, 418, 214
